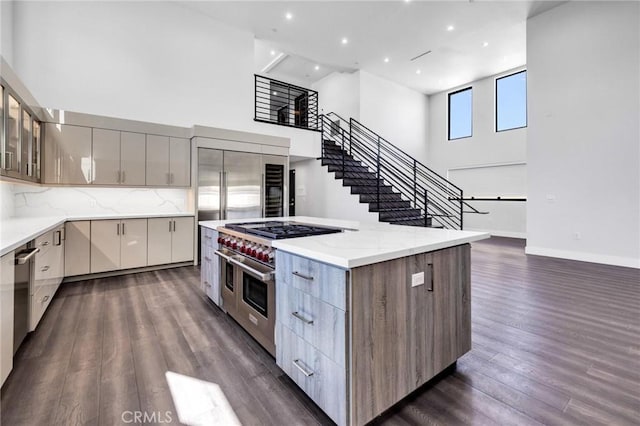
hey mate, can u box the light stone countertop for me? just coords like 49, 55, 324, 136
199, 216, 489, 269
0, 212, 195, 257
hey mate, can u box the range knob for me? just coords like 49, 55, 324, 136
232, 240, 238, 250
217, 236, 224, 244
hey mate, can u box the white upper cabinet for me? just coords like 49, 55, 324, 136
120, 132, 146, 185
146, 135, 190, 187
169, 137, 191, 187
92, 128, 120, 185
43, 123, 92, 185
145, 134, 170, 186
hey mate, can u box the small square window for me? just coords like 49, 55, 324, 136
448, 87, 472, 140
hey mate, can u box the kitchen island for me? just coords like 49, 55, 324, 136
199, 217, 488, 426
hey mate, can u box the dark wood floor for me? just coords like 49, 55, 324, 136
1, 237, 639, 425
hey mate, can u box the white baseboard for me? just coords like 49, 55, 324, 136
525, 246, 640, 269
465, 228, 526, 239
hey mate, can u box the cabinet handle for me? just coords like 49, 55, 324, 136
169, 220, 172, 232
121, 170, 125, 183
122, 223, 126, 235
42, 295, 50, 303
53, 231, 61, 246
117, 223, 120, 235
170, 173, 174, 184
204, 256, 211, 262
41, 265, 50, 272
428, 263, 434, 292
117, 170, 121, 183
41, 241, 50, 247
292, 271, 314, 281
292, 311, 314, 325
166, 172, 170, 185
204, 282, 211, 288
293, 359, 314, 377
172, 220, 176, 232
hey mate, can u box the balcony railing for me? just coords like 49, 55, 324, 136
254, 74, 319, 131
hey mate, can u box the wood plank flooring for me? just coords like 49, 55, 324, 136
1, 237, 639, 425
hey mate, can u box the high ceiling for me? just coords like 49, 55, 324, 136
182, 0, 565, 94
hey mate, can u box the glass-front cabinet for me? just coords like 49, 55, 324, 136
1, 81, 42, 182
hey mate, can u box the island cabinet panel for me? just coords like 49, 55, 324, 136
349, 244, 471, 426
276, 323, 347, 425
276, 251, 347, 310
276, 280, 346, 367
200, 227, 220, 305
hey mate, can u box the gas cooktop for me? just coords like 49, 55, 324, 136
225, 221, 343, 240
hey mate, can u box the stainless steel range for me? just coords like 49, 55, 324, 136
214, 221, 342, 356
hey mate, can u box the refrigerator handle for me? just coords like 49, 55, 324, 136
221, 171, 226, 220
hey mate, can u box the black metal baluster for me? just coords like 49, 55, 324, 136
424, 189, 429, 227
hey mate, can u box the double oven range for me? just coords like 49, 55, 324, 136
214, 221, 342, 356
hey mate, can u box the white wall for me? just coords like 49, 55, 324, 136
428, 68, 527, 237
313, 71, 360, 120
291, 159, 379, 223
0, 0, 13, 66
526, 1, 640, 268
359, 71, 429, 163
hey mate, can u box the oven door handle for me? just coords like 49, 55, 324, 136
229, 257, 274, 282
214, 250, 275, 282
214, 249, 234, 263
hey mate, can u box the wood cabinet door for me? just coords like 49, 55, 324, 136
171, 217, 194, 262
169, 137, 190, 187
64, 221, 91, 277
145, 134, 170, 186
431, 244, 471, 373
120, 132, 146, 185
90, 220, 121, 273
120, 219, 148, 270
147, 218, 172, 265
92, 128, 120, 185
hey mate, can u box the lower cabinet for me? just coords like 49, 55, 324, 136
200, 227, 220, 306
90, 219, 148, 273
31, 226, 65, 330
1, 251, 15, 386
148, 217, 194, 266
65, 221, 91, 276
276, 245, 472, 426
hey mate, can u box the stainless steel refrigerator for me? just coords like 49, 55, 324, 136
197, 148, 287, 222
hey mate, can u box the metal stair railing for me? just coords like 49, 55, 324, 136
319, 113, 464, 230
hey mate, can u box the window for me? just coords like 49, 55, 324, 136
448, 87, 472, 140
496, 70, 527, 131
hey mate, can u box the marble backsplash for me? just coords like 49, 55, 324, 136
0, 182, 15, 219
2, 181, 193, 218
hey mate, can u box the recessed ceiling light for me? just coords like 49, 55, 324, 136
416, 69, 421, 75
384, 57, 390, 63
270, 50, 276, 56
285, 12, 293, 20
482, 42, 489, 47
273, 91, 278, 95
314, 65, 320, 71
447, 25, 455, 31
341, 37, 348, 45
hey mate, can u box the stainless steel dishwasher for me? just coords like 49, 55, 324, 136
13, 244, 38, 354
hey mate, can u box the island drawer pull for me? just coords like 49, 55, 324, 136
292, 311, 314, 325
41, 265, 50, 272
427, 263, 434, 292
42, 295, 50, 303
293, 359, 314, 377
292, 271, 314, 281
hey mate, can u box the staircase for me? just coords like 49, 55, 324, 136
319, 113, 464, 229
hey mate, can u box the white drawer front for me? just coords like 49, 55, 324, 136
276, 251, 347, 310
276, 323, 346, 426
276, 281, 346, 367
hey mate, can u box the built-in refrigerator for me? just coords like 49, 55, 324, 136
197, 148, 287, 258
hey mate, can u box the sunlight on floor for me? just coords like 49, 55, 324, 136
165, 371, 242, 426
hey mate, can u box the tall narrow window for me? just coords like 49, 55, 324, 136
496, 70, 527, 131
448, 87, 472, 140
